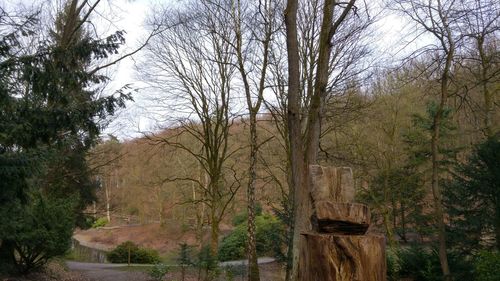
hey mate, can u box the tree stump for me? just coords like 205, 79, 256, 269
314, 202, 370, 235
300, 164, 386, 280
298, 233, 386, 281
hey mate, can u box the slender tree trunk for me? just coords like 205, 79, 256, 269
284, 0, 303, 279
431, 40, 454, 280
210, 208, 219, 256
0, 240, 16, 274
495, 205, 500, 251
231, 1, 271, 277
477, 37, 494, 138
401, 202, 407, 242
105, 183, 111, 222
247, 115, 260, 281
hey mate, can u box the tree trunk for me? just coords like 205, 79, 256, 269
494, 204, 500, 251
0, 240, 16, 274
430, 38, 454, 280
247, 114, 260, 281
298, 233, 386, 281
106, 186, 111, 223
478, 36, 494, 138
284, 0, 303, 280
210, 209, 219, 256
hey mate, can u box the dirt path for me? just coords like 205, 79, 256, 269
66, 261, 149, 281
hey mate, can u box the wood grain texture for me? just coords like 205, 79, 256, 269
298, 233, 386, 281
309, 165, 354, 204
313, 201, 370, 235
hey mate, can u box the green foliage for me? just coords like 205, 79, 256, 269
0, 3, 130, 274
196, 245, 218, 272
92, 217, 108, 228
386, 248, 400, 281
107, 241, 161, 264
177, 243, 194, 266
218, 213, 284, 261
397, 245, 442, 281
218, 224, 246, 261
474, 251, 500, 281
231, 204, 263, 226
389, 245, 474, 281
222, 264, 246, 280
0, 193, 75, 274
445, 137, 500, 254
148, 263, 170, 281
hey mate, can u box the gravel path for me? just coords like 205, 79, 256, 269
66, 261, 149, 281
67, 258, 277, 281
220, 257, 275, 266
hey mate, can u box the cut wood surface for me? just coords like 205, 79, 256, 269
314, 201, 370, 235
309, 165, 355, 203
298, 232, 386, 281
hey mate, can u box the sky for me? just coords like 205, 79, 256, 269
100, 0, 420, 140
3, 0, 426, 140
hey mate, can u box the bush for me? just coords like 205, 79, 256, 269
218, 213, 284, 261
397, 245, 442, 281
231, 204, 263, 226
149, 263, 169, 281
195, 245, 220, 280
218, 224, 246, 261
392, 244, 474, 281
474, 251, 500, 281
91, 217, 108, 228
0, 194, 75, 274
386, 248, 400, 281
107, 241, 160, 264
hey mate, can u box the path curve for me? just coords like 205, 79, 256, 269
66, 261, 149, 281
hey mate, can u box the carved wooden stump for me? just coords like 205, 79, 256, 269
314, 201, 370, 235
300, 165, 386, 280
298, 233, 386, 281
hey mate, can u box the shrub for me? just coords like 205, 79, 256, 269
149, 263, 169, 281
195, 245, 220, 280
386, 248, 400, 281
91, 217, 108, 228
218, 224, 246, 261
398, 245, 441, 281
0, 194, 75, 274
474, 251, 500, 281
107, 241, 160, 264
218, 213, 284, 261
231, 204, 263, 226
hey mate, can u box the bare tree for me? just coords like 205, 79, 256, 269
225, 0, 280, 279
140, 2, 241, 256
393, 0, 463, 279
458, 0, 500, 138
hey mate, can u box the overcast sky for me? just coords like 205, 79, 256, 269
3, 0, 424, 140
102, 0, 421, 140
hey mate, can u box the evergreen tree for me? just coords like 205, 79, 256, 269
445, 137, 500, 255
0, 1, 131, 274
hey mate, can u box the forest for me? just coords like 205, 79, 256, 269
0, 0, 499, 281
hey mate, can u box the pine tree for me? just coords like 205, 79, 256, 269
445, 137, 500, 255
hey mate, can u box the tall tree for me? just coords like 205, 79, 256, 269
458, 0, 500, 138
285, 1, 359, 279
229, 0, 278, 279
445, 137, 500, 254
0, 0, 132, 273
394, 0, 462, 279
142, 1, 241, 256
